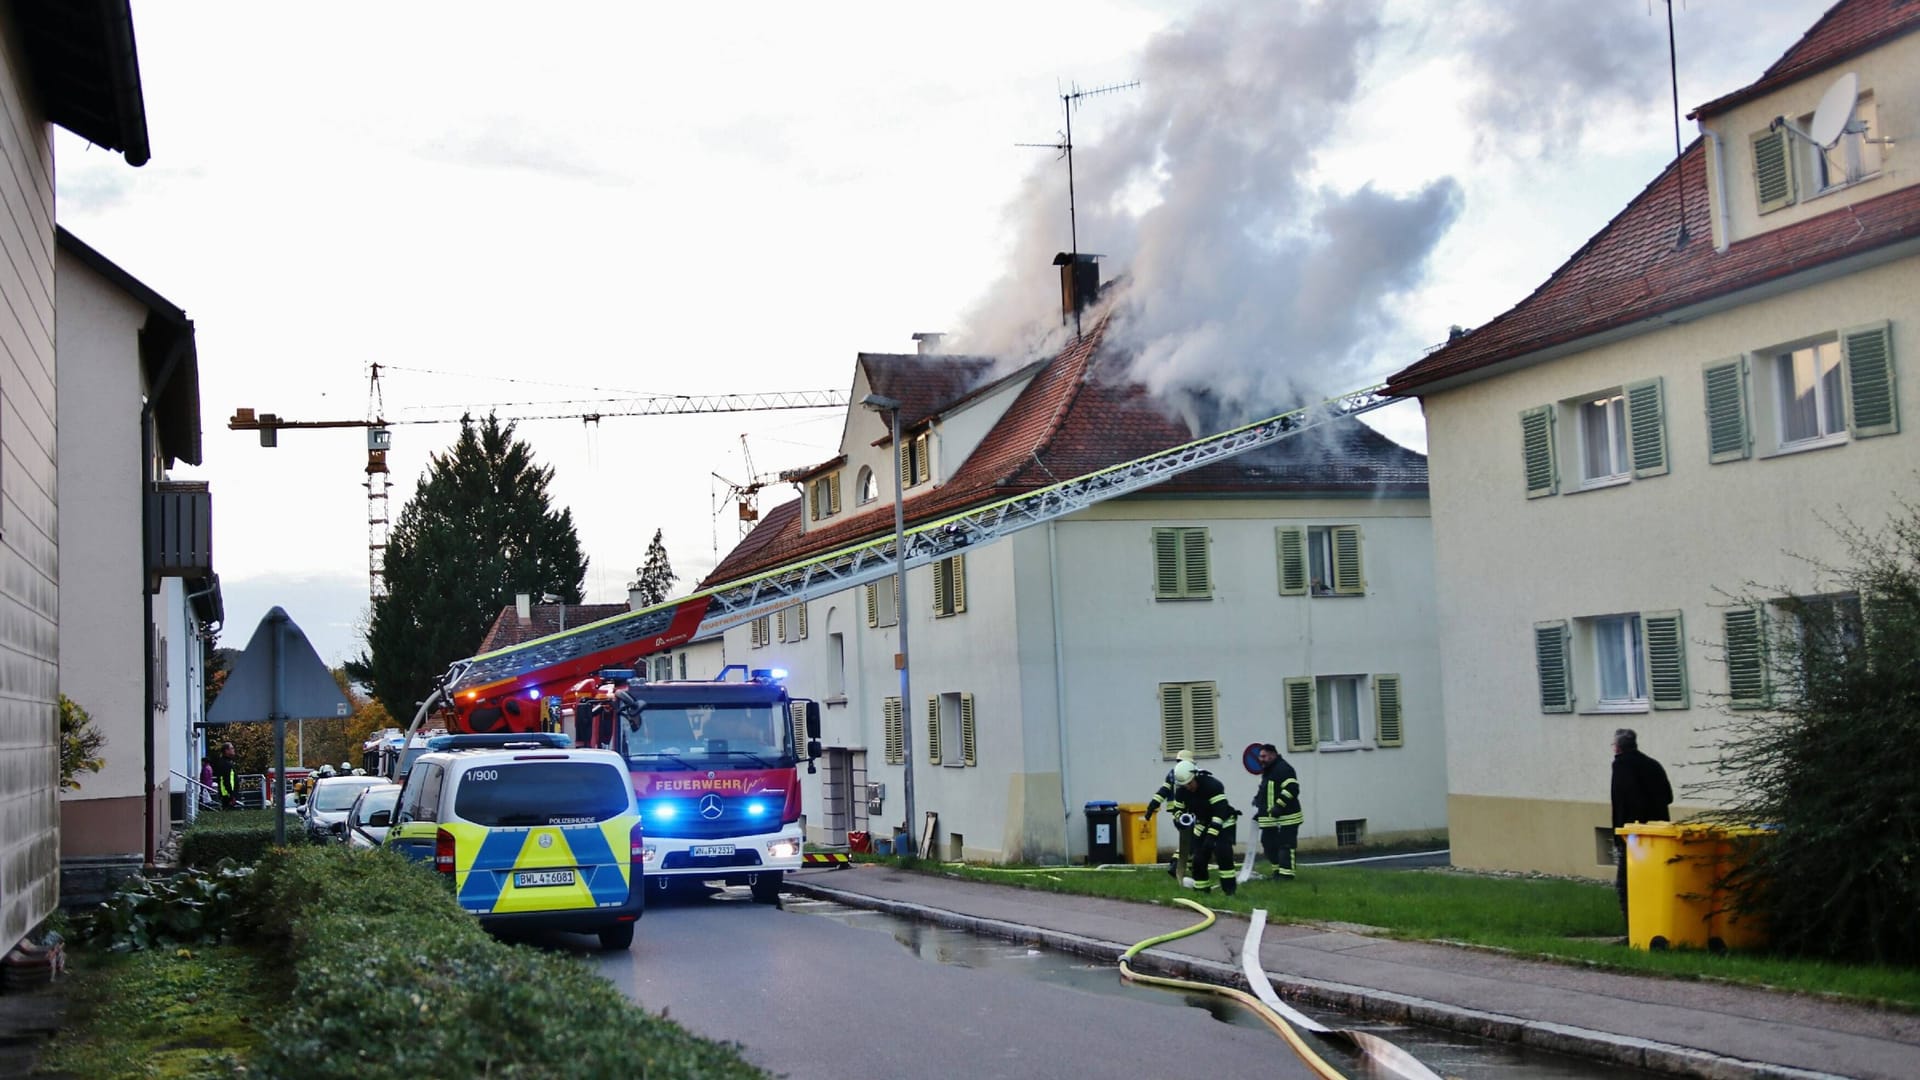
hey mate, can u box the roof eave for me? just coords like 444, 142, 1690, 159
15, 0, 150, 165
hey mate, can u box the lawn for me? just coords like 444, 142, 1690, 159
38, 944, 274, 1079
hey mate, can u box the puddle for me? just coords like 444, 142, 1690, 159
789, 896, 1654, 1079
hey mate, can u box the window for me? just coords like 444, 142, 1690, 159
1579, 393, 1628, 484
1335, 819, 1366, 847
1774, 592, 1863, 700
1735, 323, 1899, 455
777, 603, 808, 643
808, 473, 842, 521
1587, 614, 1646, 709
397, 763, 443, 824
927, 692, 976, 767
750, 615, 771, 649
454, 761, 629, 826
865, 577, 899, 628
932, 555, 966, 616
1152, 527, 1211, 600
883, 697, 903, 764
1279, 526, 1363, 596
1283, 674, 1404, 752
1797, 94, 1883, 197
1522, 380, 1668, 496
857, 466, 877, 505
899, 431, 931, 488
1773, 340, 1845, 446
1536, 611, 1688, 714
1158, 681, 1219, 759
827, 632, 846, 697
1317, 675, 1363, 748
678, 653, 687, 679
648, 654, 673, 681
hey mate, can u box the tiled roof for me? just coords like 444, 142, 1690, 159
1691, 0, 1920, 119
1385, 140, 1920, 396
477, 603, 630, 655
705, 316, 1428, 587
858, 353, 1000, 432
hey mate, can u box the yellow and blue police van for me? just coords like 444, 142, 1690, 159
385, 738, 644, 950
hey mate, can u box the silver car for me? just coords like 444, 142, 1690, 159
343, 783, 402, 849
303, 776, 389, 843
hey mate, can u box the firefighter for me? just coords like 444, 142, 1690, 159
1144, 750, 1196, 878
1173, 759, 1238, 896
215, 742, 239, 810
1252, 743, 1303, 881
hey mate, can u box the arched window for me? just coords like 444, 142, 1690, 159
857, 466, 878, 505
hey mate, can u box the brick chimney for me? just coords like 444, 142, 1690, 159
1053, 252, 1100, 324
912, 332, 945, 355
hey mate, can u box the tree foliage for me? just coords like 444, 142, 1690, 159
349, 416, 587, 717
1695, 501, 1920, 964
59, 694, 106, 791
628, 528, 679, 607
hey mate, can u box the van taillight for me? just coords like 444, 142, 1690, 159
435, 828, 455, 873
629, 820, 645, 860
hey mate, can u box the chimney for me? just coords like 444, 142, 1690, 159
628, 587, 646, 610
515, 593, 532, 622
1053, 252, 1101, 325
911, 332, 945, 355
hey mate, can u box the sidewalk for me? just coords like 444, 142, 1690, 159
785, 863, 1920, 1080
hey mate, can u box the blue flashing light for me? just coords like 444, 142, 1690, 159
746, 801, 766, 818
651, 802, 679, 822
527, 688, 540, 700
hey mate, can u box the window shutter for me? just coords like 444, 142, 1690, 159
1373, 674, 1403, 747
829, 473, 842, 514
914, 433, 931, 484
1751, 128, 1796, 213
1643, 610, 1688, 710
775, 609, 788, 643
1331, 526, 1365, 595
751, 616, 769, 649
884, 697, 903, 763
926, 696, 941, 764
1842, 321, 1899, 438
1724, 607, 1769, 709
1152, 529, 1181, 598
1180, 528, 1211, 596
898, 438, 912, 489
1159, 684, 1184, 757
1190, 683, 1218, 755
1625, 377, 1669, 478
865, 583, 879, 627
808, 481, 821, 521
1284, 677, 1315, 753
1276, 527, 1307, 595
1703, 357, 1751, 463
951, 554, 966, 613
1534, 620, 1573, 713
960, 693, 976, 766
1520, 405, 1558, 498
795, 602, 807, 640
932, 558, 948, 615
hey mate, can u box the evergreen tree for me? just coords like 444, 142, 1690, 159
349, 415, 587, 717
629, 528, 679, 607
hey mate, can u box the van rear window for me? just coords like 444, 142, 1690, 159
454, 762, 631, 826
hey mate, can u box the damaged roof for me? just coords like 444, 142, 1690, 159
476, 603, 632, 655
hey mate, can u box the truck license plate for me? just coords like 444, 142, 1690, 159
690, 844, 736, 857
513, 870, 576, 888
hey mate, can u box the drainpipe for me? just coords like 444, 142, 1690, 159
139, 338, 188, 868
1703, 126, 1731, 253
1048, 522, 1072, 863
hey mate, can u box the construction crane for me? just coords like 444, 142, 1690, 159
231, 365, 848, 599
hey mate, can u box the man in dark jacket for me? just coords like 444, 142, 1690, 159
1611, 728, 1673, 922
1145, 750, 1195, 879
1173, 760, 1238, 897
1252, 744, 1303, 881
215, 741, 240, 810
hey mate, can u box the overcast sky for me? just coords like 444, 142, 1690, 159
57, 0, 1835, 666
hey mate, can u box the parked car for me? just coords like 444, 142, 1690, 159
385, 743, 643, 949
343, 783, 402, 849
303, 776, 390, 843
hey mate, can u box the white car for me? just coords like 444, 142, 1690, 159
303, 776, 390, 843
344, 783, 402, 849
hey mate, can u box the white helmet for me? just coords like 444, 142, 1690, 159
1172, 760, 1198, 785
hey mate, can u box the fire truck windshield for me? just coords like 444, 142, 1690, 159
627, 703, 788, 769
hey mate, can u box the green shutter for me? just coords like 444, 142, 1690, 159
829, 473, 841, 514
1703, 358, 1751, 463
1180, 528, 1211, 596
960, 693, 976, 766
1625, 377, 1669, 478
1751, 128, 1796, 213
1534, 620, 1573, 713
1724, 607, 1769, 709
950, 555, 966, 614
1521, 405, 1558, 498
1159, 683, 1184, 757
884, 697, 903, 764
1284, 677, 1316, 752
1190, 683, 1218, 755
865, 583, 879, 627
1373, 674, 1403, 747
1276, 527, 1307, 595
931, 558, 948, 615
926, 696, 941, 764
898, 438, 912, 489
1643, 611, 1689, 710
1842, 321, 1898, 438
1152, 529, 1181, 598
914, 433, 931, 484
808, 481, 821, 520
1331, 525, 1365, 595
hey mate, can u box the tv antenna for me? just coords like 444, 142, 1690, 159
1019, 79, 1138, 335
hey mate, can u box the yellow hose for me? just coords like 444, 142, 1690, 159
1119, 899, 1348, 1080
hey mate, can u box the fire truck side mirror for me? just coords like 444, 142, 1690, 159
804, 701, 822, 740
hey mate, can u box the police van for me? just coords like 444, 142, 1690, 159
385, 739, 644, 950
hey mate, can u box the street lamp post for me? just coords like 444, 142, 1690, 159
862, 393, 915, 855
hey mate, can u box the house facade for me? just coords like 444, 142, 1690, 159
56, 228, 220, 860
1385, 0, 1920, 877
706, 283, 1445, 864
0, 1, 151, 954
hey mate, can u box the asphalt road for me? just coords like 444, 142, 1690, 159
560, 884, 1322, 1080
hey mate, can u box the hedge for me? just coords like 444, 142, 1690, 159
178, 809, 309, 869
242, 846, 764, 1079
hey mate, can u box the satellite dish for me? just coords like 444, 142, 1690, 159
1810, 72, 1859, 148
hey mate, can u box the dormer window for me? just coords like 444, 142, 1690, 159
856, 466, 877, 505
808, 472, 841, 521
1798, 92, 1880, 197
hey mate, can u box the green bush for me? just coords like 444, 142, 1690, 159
243, 846, 763, 1079
80, 863, 252, 952
179, 808, 309, 868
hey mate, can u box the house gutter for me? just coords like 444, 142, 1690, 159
1048, 522, 1072, 861
138, 337, 189, 868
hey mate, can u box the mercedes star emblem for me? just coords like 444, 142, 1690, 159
699, 793, 724, 820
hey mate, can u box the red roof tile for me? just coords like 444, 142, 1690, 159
859, 353, 1001, 431
1692, 0, 1920, 119
477, 603, 631, 655
705, 315, 1428, 588
1386, 139, 1920, 396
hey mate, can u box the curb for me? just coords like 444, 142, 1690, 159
784, 878, 1845, 1080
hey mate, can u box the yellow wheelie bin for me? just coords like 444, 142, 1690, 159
1617, 822, 1719, 951
1708, 825, 1773, 951
1117, 803, 1157, 864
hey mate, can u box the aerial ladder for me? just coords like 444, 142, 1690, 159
404, 382, 1394, 740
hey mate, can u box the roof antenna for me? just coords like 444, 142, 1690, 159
1663, 0, 1689, 250
1019, 79, 1139, 336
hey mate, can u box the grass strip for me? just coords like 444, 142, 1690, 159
38, 943, 275, 1079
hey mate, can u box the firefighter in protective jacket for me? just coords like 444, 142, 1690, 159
1173, 759, 1238, 896
1253, 743, 1303, 880
1145, 750, 1196, 878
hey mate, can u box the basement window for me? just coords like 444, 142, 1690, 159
1335, 819, 1366, 847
